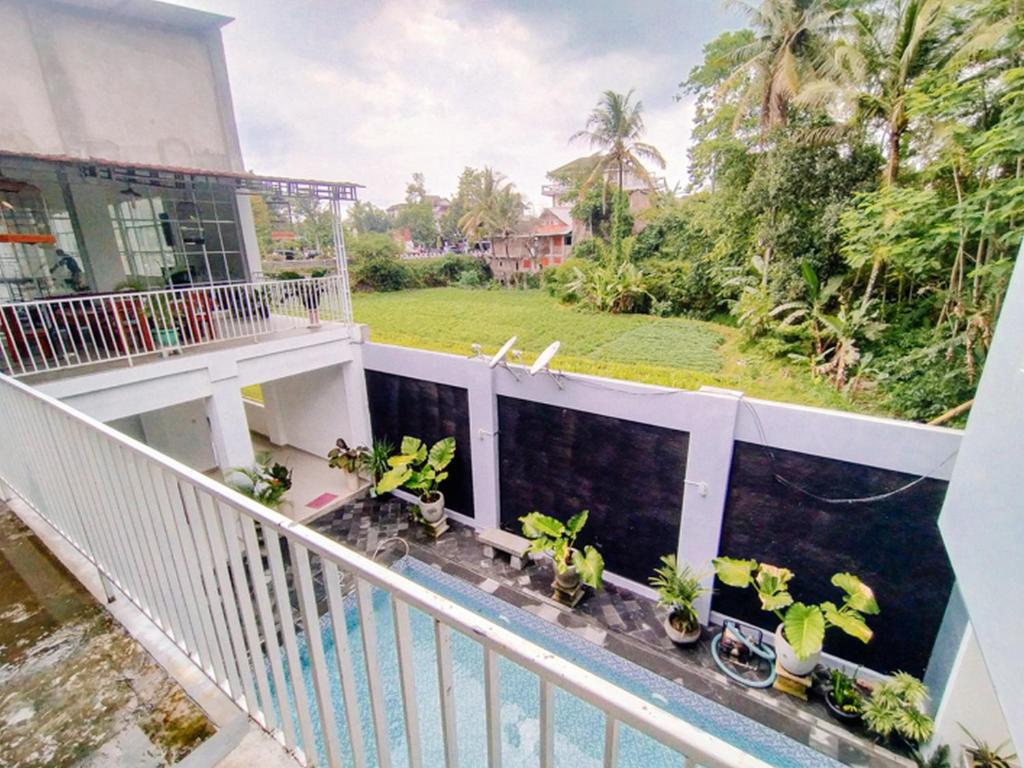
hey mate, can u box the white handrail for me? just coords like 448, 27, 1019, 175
0, 276, 351, 377
0, 372, 771, 768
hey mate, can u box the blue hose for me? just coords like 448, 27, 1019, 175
711, 621, 778, 688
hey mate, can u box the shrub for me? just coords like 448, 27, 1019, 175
352, 257, 415, 292
348, 232, 402, 261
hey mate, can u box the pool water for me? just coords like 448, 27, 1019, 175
278, 557, 843, 767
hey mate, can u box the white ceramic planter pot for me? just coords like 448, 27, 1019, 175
555, 553, 580, 591
775, 623, 821, 676
418, 492, 445, 523
664, 612, 701, 645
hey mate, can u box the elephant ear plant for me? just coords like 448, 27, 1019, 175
712, 557, 879, 674
375, 436, 456, 525
520, 510, 605, 591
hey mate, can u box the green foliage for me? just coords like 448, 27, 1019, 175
351, 288, 860, 409
912, 744, 951, 768
828, 668, 864, 715
862, 672, 934, 745
326, 438, 367, 474
347, 201, 392, 234
648, 555, 708, 631
519, 510, 604, 589
712, 557, 879, 659
374, 435, 456, 502
226, 453, 293, 510
960, 725, 1019, 768
394, 200, 438, 248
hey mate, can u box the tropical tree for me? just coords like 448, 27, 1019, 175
347, 201, 391, 234
721, 0, 843, 134
458, 167, 525, 251
571, 89, 666, 194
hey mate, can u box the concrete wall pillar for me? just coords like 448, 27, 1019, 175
205, 364, 253, 471
342, 331, 373, 448
676, 387, 742, 624
66, 182, 125, 291
465, 360, 500, 529
235, 193, 262, 278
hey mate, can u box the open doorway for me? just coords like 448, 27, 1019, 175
241, 367, 369, 523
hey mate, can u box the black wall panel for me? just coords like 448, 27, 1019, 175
716, 441, 953, 677
364, 370, 474, 518
497, 396, 688, 584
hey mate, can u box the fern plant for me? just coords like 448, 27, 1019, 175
862, 672, 934, 745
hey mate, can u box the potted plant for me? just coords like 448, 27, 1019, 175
960, 726, 1018, 768
648, 555, 708, 645
862, 672, 934, 749
712, 557, 879, 676
375, 436, 455, 523
363, 438, 395, 491
327, 438, 369, 474
226, 454, 293, 510
519, 510, 604, 592
825, 667, 864, 724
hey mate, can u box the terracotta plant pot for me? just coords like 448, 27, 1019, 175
418, 491, 445, 523
775, 623, 821, 676
664, 611, 701, 645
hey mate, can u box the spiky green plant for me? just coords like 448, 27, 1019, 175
862, 672, 934, 744
648, 555, 708, 632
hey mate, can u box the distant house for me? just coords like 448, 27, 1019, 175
487, 207, 578, 285
542, 154, 663, 232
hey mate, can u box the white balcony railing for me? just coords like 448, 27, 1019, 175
0, 275, 351, 378
0, 373, 771, 768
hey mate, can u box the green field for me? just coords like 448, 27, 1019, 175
352, 288, 878, 412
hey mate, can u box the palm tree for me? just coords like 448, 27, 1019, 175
798, 0, 950, 307
571, 89, 666, 194
457, 167, 525, 257
722, 0, 843, 134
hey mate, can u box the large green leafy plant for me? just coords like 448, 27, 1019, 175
520, 510, 605, 590
375, 436, 456, 502
862, 672, 934, 745
712, 557, 879, 660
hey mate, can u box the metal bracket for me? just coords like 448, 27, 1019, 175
684, 479, 709, 497
478, 429, 499, 439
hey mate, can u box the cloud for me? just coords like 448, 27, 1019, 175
182, 0, 741, 207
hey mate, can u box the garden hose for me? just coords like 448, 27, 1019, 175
711, 620, 778, 689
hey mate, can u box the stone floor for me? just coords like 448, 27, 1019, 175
0, 509, 216, 768
308, 495, 914, 768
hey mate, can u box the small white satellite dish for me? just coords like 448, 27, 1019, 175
530, 341, 561, 376
488, 336, 518, 368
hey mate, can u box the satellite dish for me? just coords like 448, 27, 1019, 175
529, 341, 561, 376
488, 336, 518, 368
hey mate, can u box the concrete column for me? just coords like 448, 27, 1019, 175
678, 386, 743, 624
66, 182, 125, 291
465, 360, 500, 529
205, 364, 254, 472
929, 625, 1014, 759
235, 193, 262, 278
342, 330, 373, 448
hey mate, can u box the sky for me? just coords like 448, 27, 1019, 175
183, 0, 745, 210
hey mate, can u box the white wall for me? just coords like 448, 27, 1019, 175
259, 365, 352, 457
0, 0, 241, 171
362, 341, 962, 628
938, 246, 1024, 747
140, 400, 217, 472
931, 627, 1014, 760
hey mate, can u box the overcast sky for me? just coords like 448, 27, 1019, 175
183, 0, 744, 209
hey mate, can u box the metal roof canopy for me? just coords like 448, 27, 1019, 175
0, 151, 361, 202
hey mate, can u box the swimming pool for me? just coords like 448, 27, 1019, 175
277, 557, 844, 767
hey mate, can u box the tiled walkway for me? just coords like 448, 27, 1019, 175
308, 496, 913, 768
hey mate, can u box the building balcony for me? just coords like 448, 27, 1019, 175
0, 275, 351, 380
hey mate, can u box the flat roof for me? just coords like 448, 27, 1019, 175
0, 150, 362, 202
47, 0, 233, 31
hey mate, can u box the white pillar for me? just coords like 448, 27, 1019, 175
677, 386, 742, 624
67, 182, 126, 292
342, 327, 373, 448
205, 364, 254, 472
466, 360, 500, 530
236, 193, 262, 279
930, 625, 1015, 760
